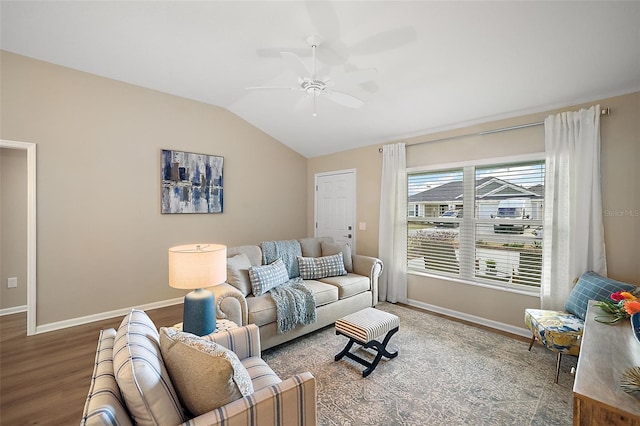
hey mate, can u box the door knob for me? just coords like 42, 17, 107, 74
343, 234, 352, 238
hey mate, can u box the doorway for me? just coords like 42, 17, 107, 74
314, 169, 356, 253
0, 139, 37, 335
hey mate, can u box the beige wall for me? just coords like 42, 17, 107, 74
2, 48, 638, 331
0, 51, 308, 325
1, 148, 28, 309
309, 91, 640, 329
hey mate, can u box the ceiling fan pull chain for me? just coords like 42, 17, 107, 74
312, 43, 316, 78
313, 91, 317, 117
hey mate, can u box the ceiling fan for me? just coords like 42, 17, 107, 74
256, 2, 417, 72
247, 35, 366, 117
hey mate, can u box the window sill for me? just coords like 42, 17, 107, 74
408, 269, 541, 297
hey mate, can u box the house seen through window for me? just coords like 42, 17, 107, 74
407, 159, 545, 291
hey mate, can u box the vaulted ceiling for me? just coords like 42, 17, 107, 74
2, 1, 639, 158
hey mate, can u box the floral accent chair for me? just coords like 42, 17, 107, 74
524, 271, 637, 383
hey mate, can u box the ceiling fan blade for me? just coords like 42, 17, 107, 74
281, 51, 313, 78
359, 80, 379, 94
245, 86, 299, 91
315, 42, 350, 66
350, 26, 418, 55
340, 67, 378, 86
257, 47, 310, 58
305, 0, 341, 41
324, 90, 364, 109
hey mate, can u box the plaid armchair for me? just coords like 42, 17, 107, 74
82, 310, 316, 426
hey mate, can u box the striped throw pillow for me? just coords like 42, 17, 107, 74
298, 253, 347, 280
113, 310, 186, 426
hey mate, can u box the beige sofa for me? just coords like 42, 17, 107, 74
211, 237, 384, 350
81, 309, 316, 426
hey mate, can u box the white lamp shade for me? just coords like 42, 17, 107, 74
168, 244, 227, 290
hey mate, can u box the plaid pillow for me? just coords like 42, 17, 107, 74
298, 254, 347, 280
564, 271, 636, 319
249, 258, 289, 296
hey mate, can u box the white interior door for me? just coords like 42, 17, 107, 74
315, 170, 356, 253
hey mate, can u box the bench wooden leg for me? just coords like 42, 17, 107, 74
555, 353, 562, 384
335, 326, 399, 377
528, 334, 536, 351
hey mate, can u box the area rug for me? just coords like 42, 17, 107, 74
262, 302, 576, 425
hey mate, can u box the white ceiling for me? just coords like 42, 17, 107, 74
2, 1, 639, 158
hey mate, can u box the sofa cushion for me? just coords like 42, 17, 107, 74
565, 271, 636, 319
304, 280, 340, 306
298, 236, 333, 258
319, 273, 371, 299
159, 327, 253, 416
247, 293, 278, 327
298, 254, 347, 280
247, 281, 339, 326
321, 241, 353, 272
81, 328, 133, 426
227, 253, 253, 296
249, 258, 289, 296
113, 310, 186, 426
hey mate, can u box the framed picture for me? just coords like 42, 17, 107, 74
161, 149, 223, 214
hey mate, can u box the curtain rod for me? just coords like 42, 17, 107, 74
378, 107, 611, 153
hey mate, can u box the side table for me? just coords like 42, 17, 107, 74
172, 319, 238, 334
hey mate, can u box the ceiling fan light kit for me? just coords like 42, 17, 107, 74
248, 35, 365, 117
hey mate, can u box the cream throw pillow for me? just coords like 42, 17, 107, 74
159, 327, 254, 416
226, 253, 253, 296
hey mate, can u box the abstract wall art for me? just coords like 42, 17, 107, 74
161, 149, 223, 214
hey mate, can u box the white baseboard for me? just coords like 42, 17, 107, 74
34, 297, 184, 334
14, 297, 530, 337
0, 305, 27, 316
406, 299, 531, 338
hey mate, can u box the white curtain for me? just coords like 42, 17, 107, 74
542, 105, 607, 310
378, 143, 407, 303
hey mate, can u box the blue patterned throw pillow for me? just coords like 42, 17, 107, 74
249, 258, 289, 296
564, 271, 636, 319
297, 253, 348, 280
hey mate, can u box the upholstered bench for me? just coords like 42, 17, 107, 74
524, 309, 584, 383
334, 307, 399, 377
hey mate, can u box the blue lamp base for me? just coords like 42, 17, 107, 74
182, 288, 216, 336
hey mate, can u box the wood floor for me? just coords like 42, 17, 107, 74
0, 304, 183, 425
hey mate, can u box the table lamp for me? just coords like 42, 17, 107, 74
168, 243, 227, 336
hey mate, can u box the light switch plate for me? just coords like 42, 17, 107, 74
8, 277, 17, 288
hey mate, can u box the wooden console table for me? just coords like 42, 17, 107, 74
573, 301, 640, 425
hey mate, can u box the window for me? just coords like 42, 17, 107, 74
407, 158, 545, 291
